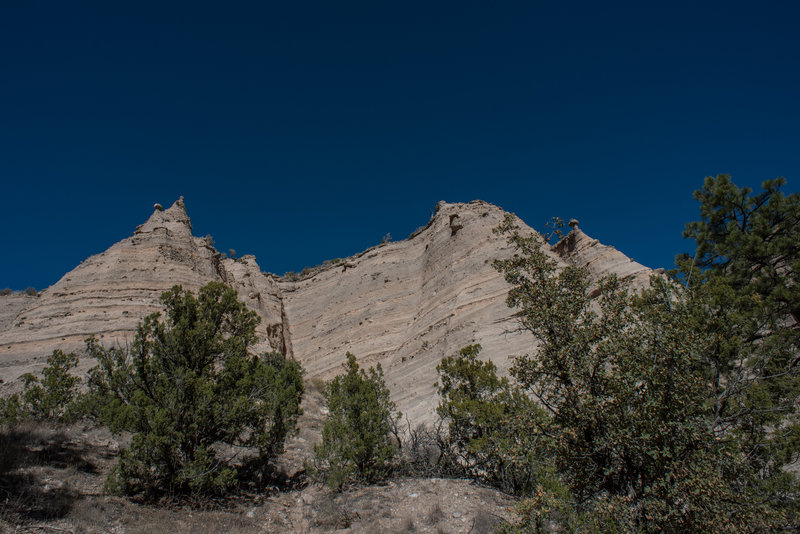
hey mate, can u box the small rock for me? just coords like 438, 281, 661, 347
408, 492, 419, 498
452, 511, 462, 518
246, 508, 255, 518
301, 493, 315, 505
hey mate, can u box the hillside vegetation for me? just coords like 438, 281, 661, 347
1, 175, 798, 532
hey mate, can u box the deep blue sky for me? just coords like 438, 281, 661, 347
1, 1, 798, 290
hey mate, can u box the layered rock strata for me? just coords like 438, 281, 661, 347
0, 199, 286, 382
0, 199, 651, 422
278, 201, 554, 422
553, 219, 652, 291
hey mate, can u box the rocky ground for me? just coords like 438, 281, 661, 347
0, 382, 516, 534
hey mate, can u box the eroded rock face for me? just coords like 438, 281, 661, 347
552, 220, 652, 290
278, 201, 562, 423
0, 198, 651, 422
0, 293, 37, 333
0, 198, 286, 384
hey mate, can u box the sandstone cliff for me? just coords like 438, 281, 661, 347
0, 198, 652, 422
0, 293, 37, 333
0, 198, 286, 382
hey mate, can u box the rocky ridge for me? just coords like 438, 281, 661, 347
0, 198, 651, 422
0, 198, 286, 382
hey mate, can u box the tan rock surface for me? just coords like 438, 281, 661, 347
0, 198, 286, 387
0, 293, 37, 332
278, 201, 560, 423
0, 198, 651, 421
552, 220, 652, 289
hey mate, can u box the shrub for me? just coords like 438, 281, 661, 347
0, 395, 22, 425
24, 287, 37, 296
436, 344, 553, 495
314, 353, 400, 489
85, 281, 304, 499
396, 419, 454, 478
1, 349, 82, 424
408, 225, 426, 239
21, 350, 82, 421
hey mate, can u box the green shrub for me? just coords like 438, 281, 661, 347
22, 350, 82, 421
314, 353, 400, 489
0, 394, 22, 426
85, 282, 304, 499
1, 349, 82, 424
436, 344, 552, 495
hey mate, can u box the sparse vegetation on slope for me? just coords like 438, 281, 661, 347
1, 177, 797, 532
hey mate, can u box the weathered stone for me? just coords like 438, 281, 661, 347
0, 198, 651, 423
0, 198, 286, 385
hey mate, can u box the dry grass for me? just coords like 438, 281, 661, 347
470, 509, 502, 534
427, 501, 445, 525
0, 421, 82, 523
0, 418, 517, 533
307, 376, 327, 394
308, 492, 355, 530
399, 515, 417, 532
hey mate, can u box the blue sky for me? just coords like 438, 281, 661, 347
1, 1, 798, 290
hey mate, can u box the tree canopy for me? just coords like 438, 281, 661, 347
491, 175, 799, 531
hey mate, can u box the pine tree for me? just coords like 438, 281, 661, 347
492, 195, 796, 530
676, 175, 800, 525
86, 282, 304, 498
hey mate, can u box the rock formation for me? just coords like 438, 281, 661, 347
0, 198, 286, 382
0, 198, 652, 422
0, 293, 37, 334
